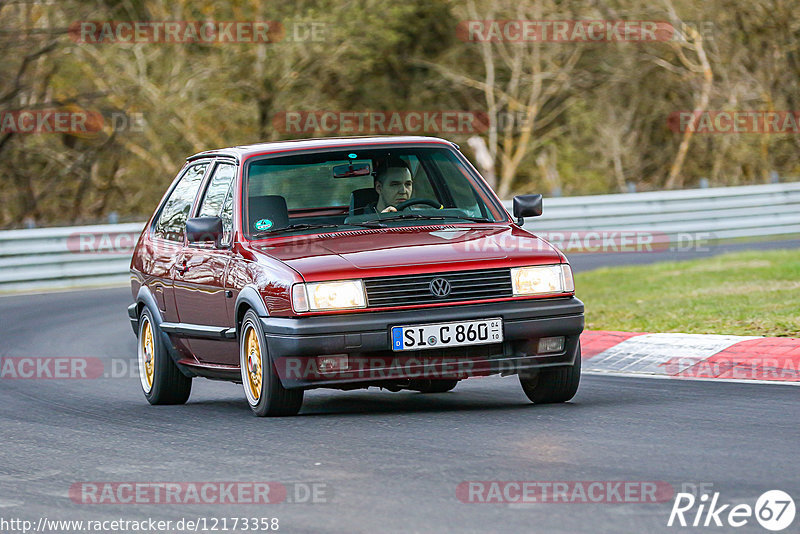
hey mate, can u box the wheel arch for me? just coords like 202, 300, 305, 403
234, 285, 270, 338
135, 285, 194, 378
135, 285, 164, 327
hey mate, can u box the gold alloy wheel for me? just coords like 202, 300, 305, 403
141, 319, 154, 390
245, 327, 262, 402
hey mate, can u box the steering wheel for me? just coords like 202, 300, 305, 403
395, 198, 442, 210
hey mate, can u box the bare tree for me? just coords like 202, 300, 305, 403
658, 0, 713, 189
422, 0, 582, 198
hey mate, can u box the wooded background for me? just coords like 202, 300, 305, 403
1, 0, 798, 228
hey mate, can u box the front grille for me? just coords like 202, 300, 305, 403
363, 268, 513, 308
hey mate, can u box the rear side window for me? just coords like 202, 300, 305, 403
219, 184, 235, 246
153, 162, 209, 242
198, 163, 236, 217
198, 162, 237, 246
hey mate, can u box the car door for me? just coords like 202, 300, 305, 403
149, 160, 212, 359
173, 160, 239, 365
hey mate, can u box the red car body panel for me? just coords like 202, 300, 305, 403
252, 225, 562, 277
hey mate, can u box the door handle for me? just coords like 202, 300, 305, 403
176, 259, 188, 275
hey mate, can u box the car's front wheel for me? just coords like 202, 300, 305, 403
137, 307, 192, 405
240, 310, 303, 417
519, 343, 581, 404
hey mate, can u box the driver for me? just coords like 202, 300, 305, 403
373, 157, 413, 213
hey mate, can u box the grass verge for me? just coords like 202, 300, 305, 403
575, 249, 800, 337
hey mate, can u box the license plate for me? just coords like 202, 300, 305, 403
391, 318, 503, 351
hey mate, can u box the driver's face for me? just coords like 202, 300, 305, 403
375, 167, 413, 209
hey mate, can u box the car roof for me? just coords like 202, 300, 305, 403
186, 136, 458, 162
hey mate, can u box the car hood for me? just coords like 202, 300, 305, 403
251, 224, 563, 281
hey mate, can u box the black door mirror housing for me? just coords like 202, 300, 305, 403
512, 194, 543, 226
186, 216, 223, 245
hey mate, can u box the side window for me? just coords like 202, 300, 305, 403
198, 163, 236, 218
219, 184, 235, 246
153, 163, 209, 242
198, 163, 237, 246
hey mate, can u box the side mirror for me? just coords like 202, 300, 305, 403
512, 194, 543, 226
186, 216, 223, 245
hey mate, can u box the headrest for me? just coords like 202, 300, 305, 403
248, 195, 290, 233
349, 188, 379, 214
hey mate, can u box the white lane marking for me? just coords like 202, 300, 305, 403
0, 282, 128, 297
584, 333, 760, 375
583, 370, 800, 386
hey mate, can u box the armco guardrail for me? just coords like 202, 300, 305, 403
1, 182, 799, 292
0, 222, 143, 292
506, 181, 800, 241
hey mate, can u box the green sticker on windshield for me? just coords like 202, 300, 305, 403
254, 219, 273, 231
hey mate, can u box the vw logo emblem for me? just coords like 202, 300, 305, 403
429, 277, 451, 298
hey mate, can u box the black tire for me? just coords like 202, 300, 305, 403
519, 343, 581, 404
240, 310, 303, 417
410, 379, 459, 393
137, 307, 191, 405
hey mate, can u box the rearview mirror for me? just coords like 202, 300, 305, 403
186, 216, 223, 244
333, 162, 371, 178
512, 194, 543, 226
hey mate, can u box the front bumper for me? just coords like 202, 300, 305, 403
261, 297, 584, 388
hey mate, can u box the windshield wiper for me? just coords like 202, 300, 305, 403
448, 216, 495, 223
360, 214, 497, 227
251, 223, 341, 238
359, 214, 449, 227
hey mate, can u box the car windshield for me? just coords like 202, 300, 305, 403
244, 146, 506, 238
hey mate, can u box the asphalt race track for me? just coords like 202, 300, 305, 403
1, 243, 798, 533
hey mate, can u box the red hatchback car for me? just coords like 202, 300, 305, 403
128, 136, 584, 416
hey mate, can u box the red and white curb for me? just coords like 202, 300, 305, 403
579, 331, 800, 385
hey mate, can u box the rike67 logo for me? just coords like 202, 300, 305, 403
668, 489, 796, 531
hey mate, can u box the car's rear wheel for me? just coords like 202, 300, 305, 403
240, 310, 303, 417
138, 307, 192, 405
519, 343, 581, 404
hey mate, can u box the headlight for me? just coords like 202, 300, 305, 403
292, 280, 367, 312
510, 264, 574, 296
